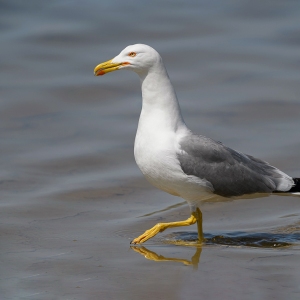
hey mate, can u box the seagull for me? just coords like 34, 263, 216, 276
94, 44, 300, 244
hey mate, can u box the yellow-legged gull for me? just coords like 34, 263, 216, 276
94, 44, 300, 244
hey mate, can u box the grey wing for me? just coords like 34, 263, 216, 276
177, 134, 293, 197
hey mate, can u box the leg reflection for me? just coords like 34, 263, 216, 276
130, 246, 202, 269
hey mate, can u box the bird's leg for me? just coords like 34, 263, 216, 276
130, 215, 196, 244
194, 207, 204, 242
130, 208, 204, 244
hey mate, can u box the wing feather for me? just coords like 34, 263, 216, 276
177, 134, 292, 197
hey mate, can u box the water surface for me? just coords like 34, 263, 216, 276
1, 1, 300, 299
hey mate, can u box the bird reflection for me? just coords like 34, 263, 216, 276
130, 245, 202, 269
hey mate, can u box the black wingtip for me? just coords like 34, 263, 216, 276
274, 178, 300, 194
288, 178, 300, 193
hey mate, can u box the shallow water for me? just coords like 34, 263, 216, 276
1, 1, 300, 299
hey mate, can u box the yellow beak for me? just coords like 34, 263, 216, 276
94, 59, 129, 76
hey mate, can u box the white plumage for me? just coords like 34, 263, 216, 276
94, 44, 299, 244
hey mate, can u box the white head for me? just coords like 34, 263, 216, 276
94, 44, 162, 76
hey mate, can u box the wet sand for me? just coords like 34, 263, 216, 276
1, 1, 300, 299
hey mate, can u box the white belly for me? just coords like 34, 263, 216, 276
134, 127, 213, 202
134, 132, 182, 195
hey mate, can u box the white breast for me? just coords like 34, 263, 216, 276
134, 120, 182, 195
133, 62, 214, 205
134, 116, 213, 201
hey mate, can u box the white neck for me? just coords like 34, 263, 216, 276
133, 58, 190, 189
137, 63, 186, 133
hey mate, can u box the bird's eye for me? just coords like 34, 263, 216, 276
129, 52, 136, 57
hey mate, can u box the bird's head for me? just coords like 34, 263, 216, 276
94, 44, 161, 76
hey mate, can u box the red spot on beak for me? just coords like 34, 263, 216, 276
95, 69, 105, 76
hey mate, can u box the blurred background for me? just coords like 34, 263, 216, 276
1, 1, 300, 299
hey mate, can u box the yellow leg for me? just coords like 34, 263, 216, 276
195, 207, 204, 242
130, 208, 204, 244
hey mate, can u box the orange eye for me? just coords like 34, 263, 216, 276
129, 52, 136, 57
